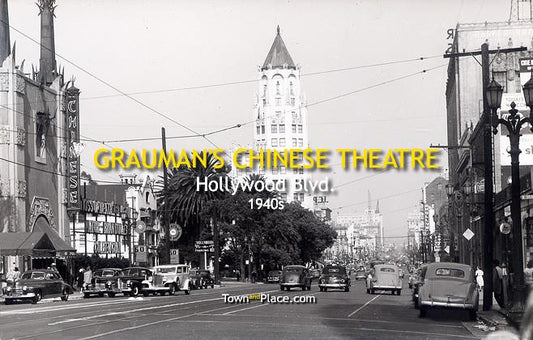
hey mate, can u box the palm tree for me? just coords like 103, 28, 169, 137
156, 152, 229, 241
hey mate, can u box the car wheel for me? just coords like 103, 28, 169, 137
84, 292, 90, 298
211, 284, 215, 289
142, 291, 149, 297
468, 309, 477, 321
370, 289, 374, 294
323, 287, 327, 292
419, 306, 427, 318
169, 284, 176, 296
61, 289, 69, 301
130, 286, 139, 297
32, 290, 42, 304
344, 286, 350, 292
4, 299, 12, 305
108, 292, 116, 298
159, 291, 166, 296
286, 287, 291, 291
280, 286, 284, 291
98, 292, 104, 298
184, 289, 190, 295
397, 290, 401, 296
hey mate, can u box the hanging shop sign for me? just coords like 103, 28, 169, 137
66, 85, 81, 209
85, 220, 127, 235
81, 199, 126, 216
525, 217, 533, 247
94, 241, 121, 254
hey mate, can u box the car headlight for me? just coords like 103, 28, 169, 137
126, 280, 132, 286
106, 281, 112, 287
22, 286, 28, 291
7, 287, 12, 292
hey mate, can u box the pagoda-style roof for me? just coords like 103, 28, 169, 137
261, 26, 296, 70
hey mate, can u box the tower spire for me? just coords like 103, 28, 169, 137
37, 0, 57, 85
367, 190, 371, 210
0, 0, 10, 65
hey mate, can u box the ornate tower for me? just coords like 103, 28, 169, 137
37, 0, 57, 85
253, 26, 311, 207
0, 0, 10, 65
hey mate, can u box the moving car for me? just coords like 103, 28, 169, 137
190, 268, 215, 289
279, 265, 312, 291
83, 268, 123, 298
411, 265, 428, 308
2, 269, 73, 304
418, 262, 479, 320
354, 269, 367, 281
266, 270, 283, 283
318, 265, 351, 292
141, 264, 191, 296
121, 267, 152, 297
366, 264, 402, 295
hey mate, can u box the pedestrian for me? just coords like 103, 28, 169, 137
83, 265, 92, 289
493, 260, 504, 308
77, 268, 84, 291
50, 262, 58, 272
475, 266, 484, 292
525, 260, 533, 287
251, 270, 257, 283
6, 266, 20, 287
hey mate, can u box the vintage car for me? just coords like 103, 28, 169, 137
354, 269, 368, 281
366, 264, 402, 295
279, 265, 312, 291
411, 265, 428, 308
190, 269, 215, 289
418, 262, 479, 320
121, 267, 152, 297
141, 264, 191, 296
83, 268, 123, 298
319, 265, 351, 292
266, 270, 283, 283
2, 269, 73, 304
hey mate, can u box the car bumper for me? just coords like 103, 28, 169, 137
84, 287, 120, 294
4, 292, 36, 299
419, 300, 476, 309
371, 285, 401, 290
319, 283, 348, 288
280, 282, 304, 287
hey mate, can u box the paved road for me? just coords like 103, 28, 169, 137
0, 280, 485, 340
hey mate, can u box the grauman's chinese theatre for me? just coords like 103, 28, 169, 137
0, 0, 78, 281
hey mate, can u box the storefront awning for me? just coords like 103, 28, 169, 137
0, 231, 76, 257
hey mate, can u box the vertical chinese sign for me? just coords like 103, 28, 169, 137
66, 84, 80, 209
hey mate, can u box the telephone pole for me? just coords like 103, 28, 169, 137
161, 127, 170, 265
444, 43, 527, 311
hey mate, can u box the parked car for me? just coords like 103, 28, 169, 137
266, 270, 283, 283
354, 269, 367, 281
279, 265, 312, 291
2, 269, 73, 304
83, 268, 123, 298
121, 267, 152, 297
318, 265, 351, 292
141, 264, 191, 296
190, 268, 215, 289
366, 264, 402, 295
411, 265, 428, 309
418, 262, 479, 320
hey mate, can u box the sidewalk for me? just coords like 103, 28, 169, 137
477, 295, 518, 333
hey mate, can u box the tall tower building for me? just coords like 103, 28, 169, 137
252, 26, 312, 208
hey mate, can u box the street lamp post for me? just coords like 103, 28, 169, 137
487, 76, 530, 313
121, 207, 139, 265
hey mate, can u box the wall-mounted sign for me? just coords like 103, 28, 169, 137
81, 199, 126, 215
195, 240, 214, 252
135, 245, 147, 263
169, 223, 182, 241
500, 222, 511, 235
94, 241, 121, 254
66, 85, 80, 209
170, 249, 179, 264
85, 220, 127, 235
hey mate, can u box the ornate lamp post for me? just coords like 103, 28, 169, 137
488, 76, 529, 313
121, 208, 139, 265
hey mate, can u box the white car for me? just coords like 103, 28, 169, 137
141, 264, 191, 296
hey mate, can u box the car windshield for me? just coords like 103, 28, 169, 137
323, 267, 346, 274
380, 268, 396, 273
435, 268, 465, 278
156, 267, 176, 274
21, 272, 45, 280
122, 269, 137, 276
102, 270, 119, 277
284, 267, 303, 273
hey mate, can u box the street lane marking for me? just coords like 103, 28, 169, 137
47, 289, 280, 326
347, 293, 382, 318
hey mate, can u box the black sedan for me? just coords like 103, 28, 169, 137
2, 269, 73, 304
318, 265, 351, 292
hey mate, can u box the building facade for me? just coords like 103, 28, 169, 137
0, 0, 76, 280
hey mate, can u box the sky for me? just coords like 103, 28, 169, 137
6, 0, 519, 242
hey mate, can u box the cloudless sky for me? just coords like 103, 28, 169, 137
7, 0, 518, 241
